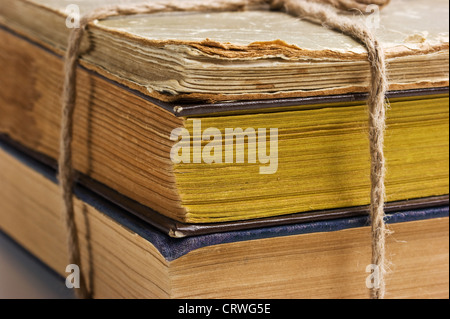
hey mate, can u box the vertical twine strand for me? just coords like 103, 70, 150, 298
59, 0, 389, 299
274, 0, 389, 299
59, 26, 90, 299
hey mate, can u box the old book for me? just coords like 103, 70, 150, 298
0, 21, 448, 226
0, 139, 448, 299
1, 0, 448, 102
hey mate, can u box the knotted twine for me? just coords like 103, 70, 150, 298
59, 0, 390, 299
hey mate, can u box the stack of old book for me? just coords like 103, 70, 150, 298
0, 0, 448, 298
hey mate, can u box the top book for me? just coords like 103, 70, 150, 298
0, 0, 448, 231
1, 0, 448, 102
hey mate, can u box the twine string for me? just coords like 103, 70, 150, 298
59, 0, 389, 299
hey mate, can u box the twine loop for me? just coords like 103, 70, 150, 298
59, 0, 389, 299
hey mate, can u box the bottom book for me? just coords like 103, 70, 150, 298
0, 139, 448, 299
